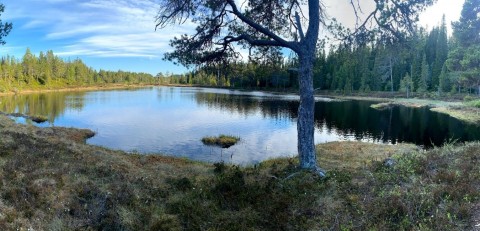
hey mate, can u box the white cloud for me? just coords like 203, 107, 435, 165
2, 0, 196, 59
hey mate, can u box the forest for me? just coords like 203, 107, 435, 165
0, 48, 156, 93
166, 2, 479, 98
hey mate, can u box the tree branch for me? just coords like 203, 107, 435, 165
225, 0, 298, 51
295, 11, 305, 41
220, 35, 283, 47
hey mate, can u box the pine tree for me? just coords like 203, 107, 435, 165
448, 0, 480, 95
452, 0, 480, 47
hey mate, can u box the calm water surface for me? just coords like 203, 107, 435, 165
1, 87, 479, 165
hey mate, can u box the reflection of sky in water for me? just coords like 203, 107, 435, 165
16, 87, 352, 165
4, 87, 480, 165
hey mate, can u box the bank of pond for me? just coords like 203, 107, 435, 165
0, 113, 478, 230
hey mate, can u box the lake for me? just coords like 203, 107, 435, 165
1, 87, 479, 165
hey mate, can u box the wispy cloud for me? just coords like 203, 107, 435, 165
2, 0, 195, 58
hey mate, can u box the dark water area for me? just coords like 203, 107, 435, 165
1, 87, 479, 165
315, 100, 479, 146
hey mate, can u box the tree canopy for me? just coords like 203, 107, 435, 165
156, 0, 436, 68
446, 0, 480, 95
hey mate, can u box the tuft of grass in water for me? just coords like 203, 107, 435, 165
29, 115, 48, 123
201, 134, 240, 148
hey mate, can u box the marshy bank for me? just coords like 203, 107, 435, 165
0, 114, 479, 230
363, 97, 480, 125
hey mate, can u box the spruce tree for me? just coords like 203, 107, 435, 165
438, 63, 450, 94
418, 54, 429, 93
432, 15, 448, 88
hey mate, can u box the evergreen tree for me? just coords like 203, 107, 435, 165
447, 0, 480, 94
411, 51, 422, 91
400, 73, 414, 98
418, 54, 429, 93
431, 15, 448, 88
452, 0, 480, 47
438, 63, 450, 94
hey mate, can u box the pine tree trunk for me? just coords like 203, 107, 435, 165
294, 0, 324, 176
297, 52, 316, 170
297, 48, 325, 177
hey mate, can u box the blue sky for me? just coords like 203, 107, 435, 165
0, 0, 464, 76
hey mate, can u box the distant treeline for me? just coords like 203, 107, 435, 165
0, 48, 156, 92
165, 3, 479, 97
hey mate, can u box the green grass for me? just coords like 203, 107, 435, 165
201, 134, 240, 148
0, 115, 479, 230
466, 99, 480, 108
29, 115, 48, 123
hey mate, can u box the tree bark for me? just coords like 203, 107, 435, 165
297, 51, 316, 170
297, 48, 325, 176
293, 0, 325, 176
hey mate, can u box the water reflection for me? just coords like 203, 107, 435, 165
1, 87, 479, 165
0, 91, 87, 124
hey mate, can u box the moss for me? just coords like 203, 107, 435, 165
0, 114, 478, 230
201, 134, 240, 148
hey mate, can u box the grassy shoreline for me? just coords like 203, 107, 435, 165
0, 114, 478, 230
0, 83, 168, 96
322, 94, 480, 125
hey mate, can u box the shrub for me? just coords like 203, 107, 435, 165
466, 99, 480, 108
463, 95, 476, 102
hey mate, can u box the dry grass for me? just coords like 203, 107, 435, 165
0, 114, 478, 230
366, 97, 480, 125
431, 106, 480, 125
0, 115, 211, 230
316, 141, 418, 170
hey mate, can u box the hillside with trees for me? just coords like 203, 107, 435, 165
0, 49, 156, 93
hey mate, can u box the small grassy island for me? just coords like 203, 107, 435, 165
201, 134, 240, 148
